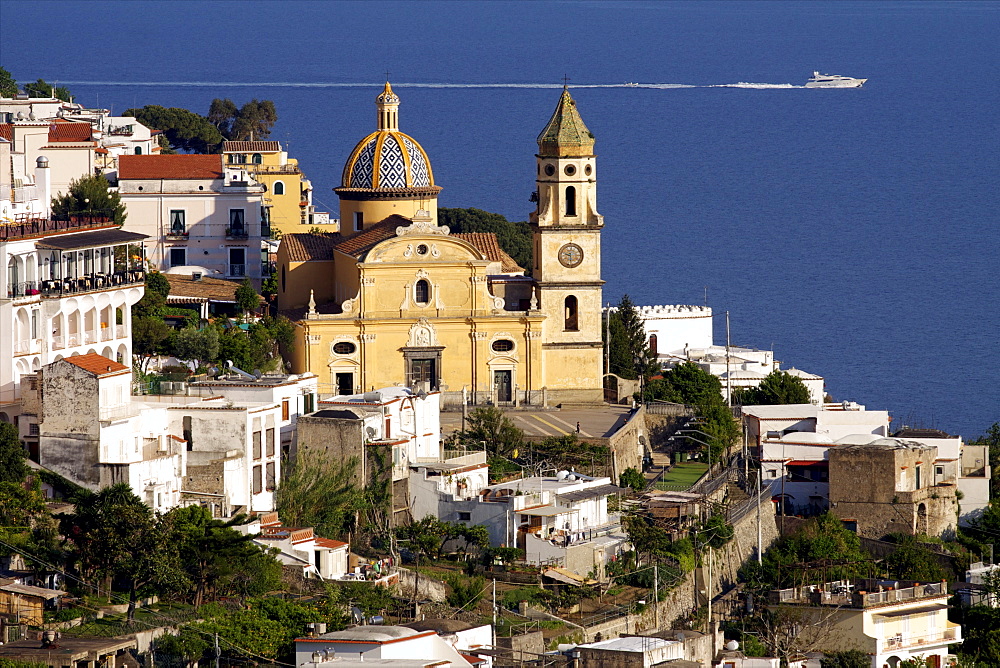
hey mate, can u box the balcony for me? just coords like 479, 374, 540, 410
7, 282, 42, 299
166, 230, 189, 240
99, 403, 140, 423
37, 270, 145, 297
12, 339, 41, 355
228, 264, 246, 277
225, 227, 249, 240
879, 625, 961, 653
0, 216, 118, 241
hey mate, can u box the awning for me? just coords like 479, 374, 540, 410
36, 228, 147, 250
874, 603, 948, 618
787, 460, 828, 467
559, 484, 625, 503
517, 505, 578, 517
543, 567, 597, 586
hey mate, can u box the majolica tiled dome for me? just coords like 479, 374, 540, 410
341, 82, 434, 189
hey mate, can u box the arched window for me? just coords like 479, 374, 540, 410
649, 334, 657, 355
273, 181, 285, 195
564, 295, 578, 331
565, 186, 577, 216
252, 154, 263, 164
415, 279, 430, 305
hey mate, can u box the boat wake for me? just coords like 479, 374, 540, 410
711, 82, 803, 89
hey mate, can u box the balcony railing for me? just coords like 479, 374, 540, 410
7, 281, 41, 298
880, 626, 961, 652
166, 230, 189, 240
99, 403, 139, 422
37, 270, 145, 296
0, 216, 117, 241
225, 228, 249, 240
229, 264, 246, 277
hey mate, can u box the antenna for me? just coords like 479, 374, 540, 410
562, 74, 571, 88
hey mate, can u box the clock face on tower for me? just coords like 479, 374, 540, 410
558, 243, 584, 268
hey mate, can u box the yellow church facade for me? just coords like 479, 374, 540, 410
277, 83, 604, 406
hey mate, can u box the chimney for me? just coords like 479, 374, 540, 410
35, 156, 51, 218
192, 272, 203, 281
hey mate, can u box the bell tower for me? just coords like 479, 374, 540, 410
531, 86, 605, 404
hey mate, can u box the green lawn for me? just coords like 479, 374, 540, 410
654, 462, 708, 491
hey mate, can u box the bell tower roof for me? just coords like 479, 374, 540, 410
537, 86, 594, 157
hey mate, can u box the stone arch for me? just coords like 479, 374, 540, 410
102, 346, 114, 360
117, 342, 129, 365
917, 502, 928, 535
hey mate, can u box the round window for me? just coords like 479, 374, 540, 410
416, 244, 429, 255
333, 341, 356, 355
544, 164, 555, 176
584, 164, 593, 176
564, 164, 576, 176
492, 339, 515, 353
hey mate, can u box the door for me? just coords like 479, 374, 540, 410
229, 248, 246, 277
335, 372, 354, 396
494, 370, 512, 402
411, 358, 435, 391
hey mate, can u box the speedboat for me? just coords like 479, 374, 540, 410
624, 82, 640, 87
805, 71, 867, 88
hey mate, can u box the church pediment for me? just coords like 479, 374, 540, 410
365, 235, 488, 264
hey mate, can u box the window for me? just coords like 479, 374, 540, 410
251, 153, 262, 164
281, 400, 290, 421
333, 341, 357, 355
303, 392, 315, 414
134, 146, 142, 155
385, 418, 391, 439
228, 248, 246, 276
183, 416, 193, 451
229, 209, 246, 235
253, 465, 262, 494
253, 431, 262, 460
266, 428, 275, 457
935, 466, 943, 476
458, 512, 471, 522
31, 310, 38, 339
492, 339, 515, 352
565, 186, 577, 216
169, 210, 186, 235
266, 461, 276, 490
768, 470, 777, 478
415, 279, 430, 305
915, 466, 921, 490
169, 248, 186, 268
28, 423, 39, 436
281, 265, 286, 292
564, 295, 578, 331
230, 154, 246, 165
353, 211, 364, 232
273, 181, 285, 195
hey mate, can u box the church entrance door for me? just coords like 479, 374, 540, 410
411, 358, 436, 392
335, 372, 354, 396
494, 370, 512, 403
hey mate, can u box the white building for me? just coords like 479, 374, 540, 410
117, 154, 268, 283
1, 152, 146, 443
37, 354, 187, 513
294, 626, 476, 668
574, 635, 685, 667
604, 304, 714, 358
239, 512, 350, 581
742, 402, 890, 449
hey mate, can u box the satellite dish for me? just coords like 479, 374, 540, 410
557, 471, 570, 481
350, 606, 364, 625
253, 369, 262, 379
366, 426, 377, 439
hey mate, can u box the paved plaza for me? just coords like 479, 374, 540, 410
441, 405, 634, 439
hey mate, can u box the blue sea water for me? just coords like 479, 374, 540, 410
1, 1, 997, 436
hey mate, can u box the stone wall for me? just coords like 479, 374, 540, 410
607, 406, 646, 479
396, 567, 448, 603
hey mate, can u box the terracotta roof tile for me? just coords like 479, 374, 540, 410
48, 121, 93, 142
63, 353, 130, 377
0, 124, 12, 142
223, 141, 282, 152
453, 232, 523, 272
163, 273, 257, 303
281, 233, 339, 262
118, 154, 223, 180
315, 537, 349, 550
330, 215, 411, 259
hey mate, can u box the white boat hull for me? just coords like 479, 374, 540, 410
805, 78, 867, 88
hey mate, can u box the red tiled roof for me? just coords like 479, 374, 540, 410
118, 154, 223, 180
63, 353, 130, 377
315, 537, 349, 550
0, 124, 12, 142
48, 121, 93, 142
331, 215, 411, 259
223, 140, 282, 152
281, 232, 338, 262
453, 232, 523, 272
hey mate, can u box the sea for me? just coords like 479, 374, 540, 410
1, 1, 997, 437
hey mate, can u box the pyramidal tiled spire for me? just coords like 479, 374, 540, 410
537, 85, 595, 157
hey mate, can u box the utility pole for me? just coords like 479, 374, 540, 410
653, 562, 660, 631
707, 547, 713, 630
214, 632, 220, 668
725, 311, 732, 407
757, 471, 763, 566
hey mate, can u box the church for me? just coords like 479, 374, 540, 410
277, 82, 604, 406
